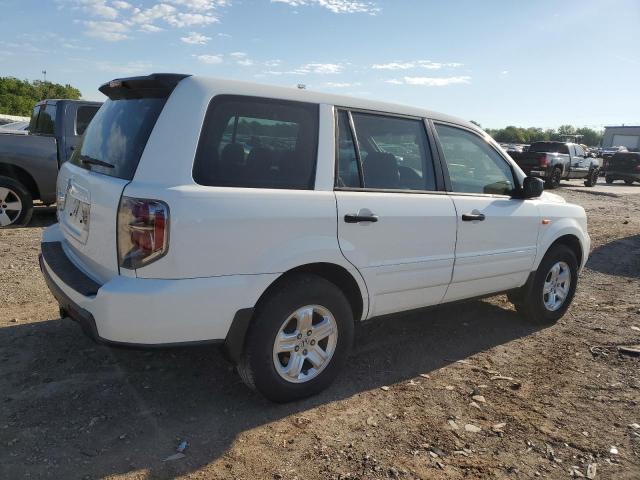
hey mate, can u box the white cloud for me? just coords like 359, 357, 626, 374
130, 4, 177, 24
84, 20, 129, 41
165, 12, 219, 27
194, 53, 223, 64
95, 60, 152, 75
386, 76, 471, 87
324, 81, 361, 88
81, 0, 119, 19
112, 0, 132, 9
169, 0, 229, 11
372, 60, 463, 70
501, 70, 509, 75
297, 62, 343, 74
271, 0, 379, 14
181, 31, 211, 44
264, 59, 281, 67
230, 52, 253, 66
264, 62, 344, 75
139, 24, 163, 32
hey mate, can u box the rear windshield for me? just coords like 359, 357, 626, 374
529, 142, 569, 154
70, 98, 166, 180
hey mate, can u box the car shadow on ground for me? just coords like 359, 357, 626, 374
586, 234, 640, 279
0, 298, 541, 479
21, 205, 57, 228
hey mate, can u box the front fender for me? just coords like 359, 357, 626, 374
533, 216, 590, 272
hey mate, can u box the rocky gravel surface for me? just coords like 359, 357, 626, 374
1, 190, 639, 479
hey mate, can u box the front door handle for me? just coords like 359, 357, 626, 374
461, 213, 486, 222
344, 213, 378, 223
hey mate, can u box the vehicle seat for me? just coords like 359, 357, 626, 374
246, 147, 275, 184
279, 150, 313, 189
363, 152, 399, 189
217, 143, 245, 184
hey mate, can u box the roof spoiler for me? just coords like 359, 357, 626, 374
99, 73, 191, 100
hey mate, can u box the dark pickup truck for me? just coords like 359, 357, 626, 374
0, 99, 101, 227
510, 141, 600, 189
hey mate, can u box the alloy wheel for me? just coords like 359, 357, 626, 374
272, 305, 338, 383
542, 261, 571, 311
0, 187, 23, 227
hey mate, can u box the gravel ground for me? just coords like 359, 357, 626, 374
1, 189, 639, 480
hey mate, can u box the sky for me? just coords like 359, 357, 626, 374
1, 0, 639, 129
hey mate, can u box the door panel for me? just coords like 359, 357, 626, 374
336, 191, 457, 317
444, 196, 540, 302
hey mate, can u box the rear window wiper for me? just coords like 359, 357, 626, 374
80, 155, 114, 169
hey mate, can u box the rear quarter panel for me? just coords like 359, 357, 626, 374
0, 133, 58, 202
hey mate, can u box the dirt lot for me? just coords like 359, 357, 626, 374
1, 188, 639, 480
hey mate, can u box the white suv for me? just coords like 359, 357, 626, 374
40, 74, 590, 402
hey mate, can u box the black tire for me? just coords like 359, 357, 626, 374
605, 176, 614, 184
511, 244, 578, 325
624, 179, 635, 185
545, 167, 562, 189
237, 273, 354, 402
0, 176, 33, 228
584, 168, 599, 187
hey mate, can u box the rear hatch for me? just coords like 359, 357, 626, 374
56, 74, 187, 283
608, 152, 640, 173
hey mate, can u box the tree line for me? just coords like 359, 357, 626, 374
0, 77, 82, 117
471, 121, 603, 147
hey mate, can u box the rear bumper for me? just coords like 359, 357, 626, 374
39, 226, 278, 346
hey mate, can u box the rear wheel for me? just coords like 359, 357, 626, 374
237, 273, 354, 402
510, 244, 578, 325
605, 176, 614, 184
584, 168, 599, 187
0, 176, 33, 228
625, 179, 635, 185
546, 167, 562, 189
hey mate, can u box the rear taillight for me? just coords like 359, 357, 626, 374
538, 153, 548, 167
117, 197, 169, 270
634, 164, 640, 172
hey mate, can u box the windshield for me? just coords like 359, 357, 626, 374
528, 142, 569, 154
70, 97, 166, 180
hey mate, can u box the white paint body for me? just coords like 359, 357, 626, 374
41, 76, 590, 345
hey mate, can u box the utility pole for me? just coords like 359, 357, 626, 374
42, 70, 47, 83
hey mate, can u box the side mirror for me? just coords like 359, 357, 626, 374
522, 176, 544, 199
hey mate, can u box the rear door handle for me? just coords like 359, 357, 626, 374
344, 213, 378, 223
461, 213, 486, 222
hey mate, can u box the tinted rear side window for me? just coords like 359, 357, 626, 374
70, 98, 166, 180
193, 95, 319, 190
31, 104, 57, 135
75, 105, 100, 136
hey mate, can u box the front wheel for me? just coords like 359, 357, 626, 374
584, 168, 599, 187
237, 273, 354, 402
511, 244, 578, 325
625, 179, 635, 185
605, 176, 614, 184
0, 176, 33, 228
545, 168, 562, 189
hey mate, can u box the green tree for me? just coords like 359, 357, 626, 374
0, 77, 82, 116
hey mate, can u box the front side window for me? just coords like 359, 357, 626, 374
193, 96, 319, 190
435, 124, 516, 196
574, 145, 585, 157
336, 110, 436, 191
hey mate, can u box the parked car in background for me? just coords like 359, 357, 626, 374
40, 73, 590, 402
0, 99, 101, 227
509, 141, 600, 188
0, 121, 29, 135
602, 146, 629, 172
605, 152, 640, 185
